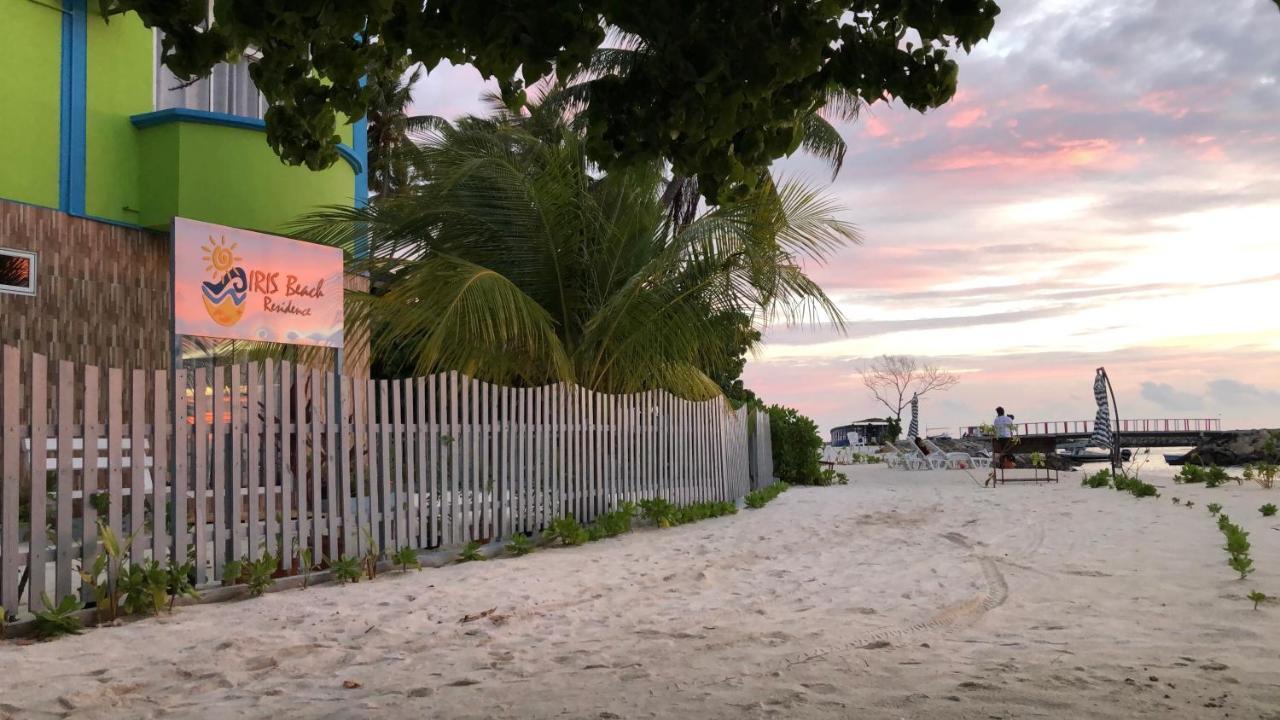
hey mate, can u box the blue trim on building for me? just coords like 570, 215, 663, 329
353, 115, 368, 209
57, 2, 72, 211
65, 0, 88, 215
129, 108, 365, 173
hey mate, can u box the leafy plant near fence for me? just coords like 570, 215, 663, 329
330, 556, 363, 583
456, 541, 487, 562
506, 533, 535, 556
745, 482, 788, 509
545, 517, 589, 546
392, 547, 422, 572
33, 594, 83, 639
767, 405, 823, 485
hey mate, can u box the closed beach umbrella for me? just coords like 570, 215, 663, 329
1090, 369, 1113, 448
908, 393, 919, 439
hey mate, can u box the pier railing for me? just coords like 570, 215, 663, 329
959, 418, 1222, 437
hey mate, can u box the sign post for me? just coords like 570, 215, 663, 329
169, 217, 345, 567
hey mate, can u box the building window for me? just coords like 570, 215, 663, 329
0, 248, 37, 296
154, 31, 267, 119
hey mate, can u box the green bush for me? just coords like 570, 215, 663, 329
1260, 503, 1278, 518
1175, 464, 1207, 484
638, 498, 678, 527
507, 533, 535, 556
33, 594, 83, 639
767, 405, 823, 485
330, 556, 362, 583
745, 482, 789, 509
544, 517, 588, 546
1081, 470, 1113, 489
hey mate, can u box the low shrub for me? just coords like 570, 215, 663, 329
33, 593, 84, 639
1249, 591, 1268, 610
1207, 503, 1223, 516
1219, 519, 1254, 580
745, 482, 788, 509
456, 540, 487, 562
1175, 464, 1207, 484
544, 517, 588, 546
816, 468, 849, 486
1261, 503, 1278, 518
638, 498, 678, 528
506, 533, 535, 556
767, 405, 823, 485
330, 556, 362, 584
1082, 470, 1113, 489
392, 547, 422, 572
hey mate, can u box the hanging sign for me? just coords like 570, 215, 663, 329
172, 217, 344, 347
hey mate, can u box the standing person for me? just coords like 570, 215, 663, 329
986, 407, 1016, 486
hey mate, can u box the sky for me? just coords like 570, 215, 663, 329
408, 0, 1280, 436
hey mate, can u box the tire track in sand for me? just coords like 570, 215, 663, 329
669, 532, 1010, 690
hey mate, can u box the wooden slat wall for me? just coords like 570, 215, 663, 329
0, 344, 765, 614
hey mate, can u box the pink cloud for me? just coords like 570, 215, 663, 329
946, 106, 988, 129
863, 114, 892, 138
921, 137, 1135, 175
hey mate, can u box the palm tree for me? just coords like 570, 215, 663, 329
298, 118, 858, 398
541, 42, 862, 227
364, 59, 447, 197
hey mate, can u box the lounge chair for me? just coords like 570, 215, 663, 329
922, 438, 989, 470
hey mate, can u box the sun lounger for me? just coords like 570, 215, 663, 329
922, 438, 989, 470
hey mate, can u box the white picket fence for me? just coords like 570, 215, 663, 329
0, 345, 762, 616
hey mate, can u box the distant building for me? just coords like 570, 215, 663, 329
830, 419, 893, 447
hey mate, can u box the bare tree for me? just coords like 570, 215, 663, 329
860, 355, 959, 421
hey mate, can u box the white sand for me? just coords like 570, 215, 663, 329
3, 462, 1279, 719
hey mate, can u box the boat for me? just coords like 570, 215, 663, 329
1057, 443, 1133, 463
1163, 451, 1190, 466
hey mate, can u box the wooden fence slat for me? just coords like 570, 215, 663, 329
28, 353, 48, 612
366, 378, 380, 554
392, 378, 406, 550
378, 379, 393, 552
57, 361, 76, 601
106, 367, 124, 554
129, 368, 147, 562
340, 375, 355, 558
294, 363, 309, 564
247, 362, 261, 561
151, 369, 168, 564
192, 367, 209, 585
171, 368, 187, 572
228, 364, 243, 564
414, 377, 427, 548
330, 368, 345, 561
404, 376, 419, 543
310, 368, 324, 562
353, 376, 368, 556
466, 377, 478, 540
278, 362, 293, 568
449, 373, 462, 544
479, 381, 490, 539
262, 359, 276, 563
425, 375, 437, 548
0, 346, 18, 614
211, 365, 227, 577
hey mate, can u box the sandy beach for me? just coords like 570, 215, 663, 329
3, 462, 1278, 720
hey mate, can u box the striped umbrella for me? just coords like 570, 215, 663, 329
907, 393, 919, 439
1090, 368, 1113, 448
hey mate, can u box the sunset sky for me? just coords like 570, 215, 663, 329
410, 0, 1280, 435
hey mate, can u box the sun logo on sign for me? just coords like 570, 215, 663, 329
199, 235, 249, 327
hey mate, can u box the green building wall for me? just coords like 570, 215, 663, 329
0, 4, 364, 233
0, 0, 62, 208
85, 7, 153, 224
